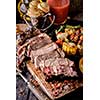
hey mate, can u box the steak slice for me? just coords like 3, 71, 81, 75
31, 43, 58, 57
42, 58, 78, 78
30, 42, 65, 66
30, 42, 58, 63
29, 33, 52, 51
26, 33, 52, 57
34, 50, 61, 69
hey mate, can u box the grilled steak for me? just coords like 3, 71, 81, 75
16, 32, 77, 80
34, 50, 61, 68
29, 34, 52, 51
30, 42, 65, 67
42, 58, 78, 78
26, 34, 53, 64
16, 28, 42, 46
31, 43, 58, 57
16, 33, 52, 67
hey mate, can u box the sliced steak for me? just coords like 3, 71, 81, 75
30, 43, 62, 66
17, 33, 52, 56
31, 43, 58, 57
16, 28, 42, 46
16, 33, 52, 67
29, 34, 52, 51
43, 58, 78, 78
26, 33, 52, 57
34, 50, 61, 68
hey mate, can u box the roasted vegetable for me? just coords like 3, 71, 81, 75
56, 39, 63, 45
62, 42, 77, 55
56, 32, 68, 40
55, 24, 83, 56
55, 25, 65, 34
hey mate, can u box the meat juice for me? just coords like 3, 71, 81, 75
47, 0, 70, 24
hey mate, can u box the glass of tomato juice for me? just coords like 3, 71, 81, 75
47, 0, 70, 25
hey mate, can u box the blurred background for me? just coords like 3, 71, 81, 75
16, 0, 83, 23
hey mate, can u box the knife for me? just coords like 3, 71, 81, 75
16, 68, 51, 100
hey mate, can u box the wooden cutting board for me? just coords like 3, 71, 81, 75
26, 60, 83, 100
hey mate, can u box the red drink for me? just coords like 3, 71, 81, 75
47, 0, 70, 24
